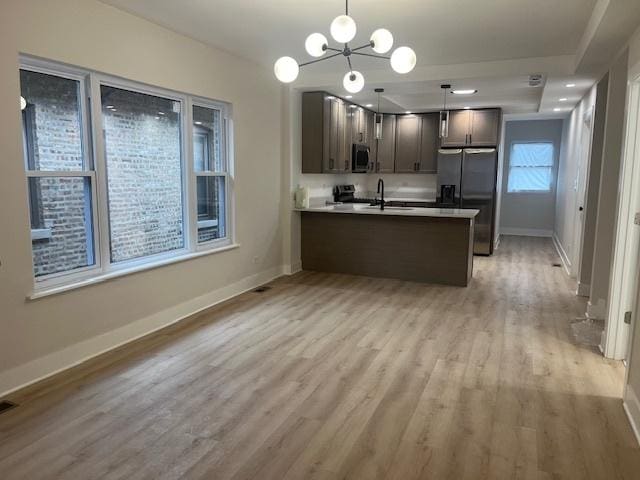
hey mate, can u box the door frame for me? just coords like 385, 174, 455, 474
571, 107, 595, 279
605, 71, 640, 359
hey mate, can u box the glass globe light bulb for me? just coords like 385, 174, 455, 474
305, 33, 328, 57
330, 15, 357, 43
274, 56, 299, 83
390, 46, 417, 74
343, 71, 365, 94
20, 96, 27, 110
370, 28, 393, 54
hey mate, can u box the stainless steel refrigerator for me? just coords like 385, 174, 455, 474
436, 148, 498, 255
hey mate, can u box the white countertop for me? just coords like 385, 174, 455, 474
295, 203, 479, 219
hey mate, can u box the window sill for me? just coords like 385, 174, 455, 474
28, 242, 240, 300
31, 228, 52, 241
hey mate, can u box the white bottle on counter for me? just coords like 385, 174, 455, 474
294, 185, 310, 209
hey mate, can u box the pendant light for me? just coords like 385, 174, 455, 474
274, 0, 416, 90
374, 88, 384, 140
439, 84, 451, 138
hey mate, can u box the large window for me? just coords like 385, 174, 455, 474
507, 142, 555, 193
19, 59, 233, 291
20, 69, 97, 279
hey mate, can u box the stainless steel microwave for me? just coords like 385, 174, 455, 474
352, 144, 370, 173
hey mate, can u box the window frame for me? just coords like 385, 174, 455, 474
506, 141, 555, 194
20, 57, 235, 293
20, 61, 102, 284
188, 97, 233, 252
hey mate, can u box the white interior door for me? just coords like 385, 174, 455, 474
572, 108, 594, 277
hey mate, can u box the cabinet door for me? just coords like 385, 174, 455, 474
322, 96, 341, 172
441, 110, 470, 147
364, 110, 374, 147
418, 113, 439, 173
375, 114, 396, 173
338, 100, 351, 171
395, 115, 421, 173
469, 109, 500, 146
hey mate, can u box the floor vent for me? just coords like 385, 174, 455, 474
253, 286, 272, 293
0, 400, 17, 414
552, 263, 562, 268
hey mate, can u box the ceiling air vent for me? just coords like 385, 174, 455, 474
529, 74, 543, 87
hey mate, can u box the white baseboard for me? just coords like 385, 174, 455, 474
283, 261, 302, 275
624, 384, 640, 446
494, 234, 501, 250
500, 227, 553, 237
0, 265, 286, 398
576, 282, 590, 297
552, 233, 572, 277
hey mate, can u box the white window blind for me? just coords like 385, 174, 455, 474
507, 142, 554, 193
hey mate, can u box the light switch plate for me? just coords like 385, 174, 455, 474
635, 212, 640, 225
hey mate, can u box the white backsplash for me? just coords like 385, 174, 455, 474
296, 173, 437, 204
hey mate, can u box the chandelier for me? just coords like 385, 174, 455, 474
273, 0, 417, 93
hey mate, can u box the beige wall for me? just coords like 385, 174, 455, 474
0, 0, 285, 394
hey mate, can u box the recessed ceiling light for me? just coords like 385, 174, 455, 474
559, 98, 568, 102
365, 104, 373, 107
158, 111, 165, 115
106, 105, 114, 109
345, 95, 353, 99
405, 111, 412, 114
195, 121, 202, 125
451, 89, 477, 95
349, 104, 357, 108
326, 96, 335, 100
553, 108, 562, 112
463, 106, 470, 110
566, 83, 576, 88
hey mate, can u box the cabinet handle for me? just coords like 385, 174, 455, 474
330, 158, 334, 169
469, 134, 472, 145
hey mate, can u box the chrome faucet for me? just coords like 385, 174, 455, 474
377, 178, 385, 210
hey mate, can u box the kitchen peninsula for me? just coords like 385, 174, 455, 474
296, 204, 479, 286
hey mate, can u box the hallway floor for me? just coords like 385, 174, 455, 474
0, 236, 638, 479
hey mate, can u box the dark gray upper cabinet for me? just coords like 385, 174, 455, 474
395, 115, 421, 173
302, 92, 351, 173
418, 113, 439, 173
440, 109, 501, 147
470, 109, 501, 146
375, 114, 396, 173
441, 110, 471, 147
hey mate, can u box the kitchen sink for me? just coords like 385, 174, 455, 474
362, 206, 414, 211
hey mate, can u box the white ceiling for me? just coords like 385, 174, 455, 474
99, 0, 637, 115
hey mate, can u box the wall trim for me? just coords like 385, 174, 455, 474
500, 227, 553, 237
552, 233, 572, 276
576, 282, 591, 297
0, 265, 287, 398
624, 383, 640, 446
283, 261, 302, 275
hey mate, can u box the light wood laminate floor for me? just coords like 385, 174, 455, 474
1, 236, 639, 479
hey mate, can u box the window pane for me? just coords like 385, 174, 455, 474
19, 70, 84, 171
508, 166, 552, 192
510, 143, 554, 167
197, 176, 226, 243
193, 105, 222, 172
101, 86, 184, 263
28, 176, 95, 277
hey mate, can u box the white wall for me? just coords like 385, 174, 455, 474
554, 85, 597, 275
500, 119, 564, 237
0, 0, 285, 395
